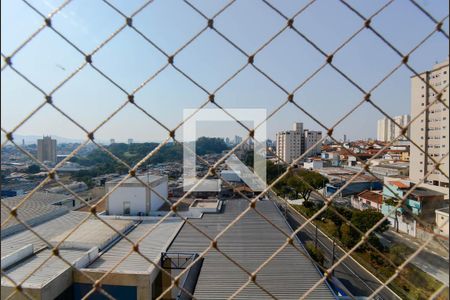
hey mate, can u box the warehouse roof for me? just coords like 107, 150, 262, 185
1, 192, 72, 231
1, 248, 85, 288
1, 211, 90, 256
85, 219, 183, 273
168, 199, 335, 299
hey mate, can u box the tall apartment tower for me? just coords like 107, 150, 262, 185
377, 115, 411, 142
377, 118, 390, 141
304, 130, 322, 156
276, 123, 303, 163
37, 136, 57, 163
410, 59, 449, 188
276, 123, 322, 163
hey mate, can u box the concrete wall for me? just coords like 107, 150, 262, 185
108, 186, 147, 215
150, 181, 168, 211
435, 210, 449, 237
74, 271, 152, 300
386, 216, 417, 237
1, 244, 33, 269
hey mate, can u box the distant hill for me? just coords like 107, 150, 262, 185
70, 137, 229, 175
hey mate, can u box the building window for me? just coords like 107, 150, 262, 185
123, 201, 131, 215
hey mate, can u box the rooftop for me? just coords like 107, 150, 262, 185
410, 188, 445, 198
50, 219, 134, 250
388, 181, 410, 189
1, 192, 73, 233
357, 190, 383, 204
168, 199, 334, 299
105, 174, 166, 186
84, 219, 182, 273
436, 207, 449, 214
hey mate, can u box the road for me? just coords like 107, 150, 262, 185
380, 231, 449, 285
281, 204, 401, 300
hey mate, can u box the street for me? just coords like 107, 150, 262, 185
283, 205, 401, 299
380, 230, 449, 285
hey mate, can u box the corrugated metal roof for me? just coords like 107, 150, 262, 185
1, 211, 89, 256
169, 199, 335, 299
50, 219, 134, 250
1, 248, 85, 288
1, 192, 71, 229
86, 219, 183, 273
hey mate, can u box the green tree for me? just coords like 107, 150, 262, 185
289, 170, 328, 202
340, 223, 359, 248
266, 160, 286, 183
351, 210, 390, 234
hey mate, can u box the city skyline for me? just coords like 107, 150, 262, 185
2, 1, 449, 143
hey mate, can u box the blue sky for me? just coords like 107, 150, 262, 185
1, 0, 449, 143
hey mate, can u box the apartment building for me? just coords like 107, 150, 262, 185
304, 130, 323, 156
37, 136, 57, 163
376, 114, 411, 142
410, 59, 449, 188
276, 122, 303, 163
276, 123, 322, 164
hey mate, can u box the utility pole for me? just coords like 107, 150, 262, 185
331, 238, 336, 275
315, 224, 318, 249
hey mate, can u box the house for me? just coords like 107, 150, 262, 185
351, 190, 383, 211
435, 207, 449, 237
303, 159, 324, 170
381, 178, 446, 237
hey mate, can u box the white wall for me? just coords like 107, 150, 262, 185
108, 186, 147, 215
436, 211, 449, 237
151, 181, 168, 211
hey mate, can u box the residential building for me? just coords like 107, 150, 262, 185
377, 115, 411, 142
304, 129, 323, 156
381, 178, 446, 236
351, 190, 383, 211
37, 136, 57, 163
410, 59, 449, 188
276, 123, 322, 163
435, 207, 449, 237
276, 123, 303, 163
303, 158, 324, 170
393, 115, 411, 140
377, 117, 390, 142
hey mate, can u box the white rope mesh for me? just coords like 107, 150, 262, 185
1, 0, 449, 299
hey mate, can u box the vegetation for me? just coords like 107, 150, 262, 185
70, 137, 229, 185
305, 241, 325, 267
275, 169, 328, 202
294, 203, 389, 251
293, 203, 447, 299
